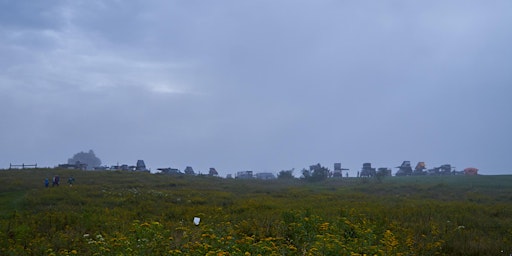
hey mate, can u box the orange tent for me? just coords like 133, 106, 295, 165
464, 167, 478, 175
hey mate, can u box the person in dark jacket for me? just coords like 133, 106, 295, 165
52, 175, 60, 187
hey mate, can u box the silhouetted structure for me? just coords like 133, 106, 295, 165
333, 163, 349, 178
255, 172, 276, 180
158, 167, 181, 174
110, 164, 131, 171
413, 162, 427, 175
426, 164, 453, 175
360, 163, 376, 177
395, 161, 413, 176
377, 167, 392, 176
236, 171, 253, 179
136, 160, 148, 172
184, 166, 195, 175
9, 163, 37, 169
208, 168, 218, 176
58, 161, 87, 170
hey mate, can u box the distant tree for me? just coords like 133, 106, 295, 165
301, 168, 311, 180
68, 150, 101, 170
278, 169, 294, 179
303, 164, 330, 182
311, 165, 330, 182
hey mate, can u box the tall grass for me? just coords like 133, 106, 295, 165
0, 169, 511, 255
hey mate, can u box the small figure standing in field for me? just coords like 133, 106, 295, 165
44, 178, 49, 188
52, 175, 60, 187
68, 177, 75, 187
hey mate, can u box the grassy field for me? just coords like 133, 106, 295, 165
1, 169, 511, 255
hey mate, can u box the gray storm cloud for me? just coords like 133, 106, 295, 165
1, 1, 511, 175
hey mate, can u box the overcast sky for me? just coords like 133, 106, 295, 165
1, 1, 511, 176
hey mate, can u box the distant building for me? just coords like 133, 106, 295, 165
333, 163, 349, 178
377, 167, 392, 176
158, 167, 181, 174
360, 163, 376, 177
395, 161, 413, 176
255, 172, 276, 180
110, 164, 132, 171
209, 168, 219, 176
413, 162, 427, 175
426, 164, 453, 175
57, 161, 87, 170
136, 160, 148, 172
184, 166, 195, 175
236, 171, 253, 179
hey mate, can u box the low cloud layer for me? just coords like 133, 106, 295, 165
2, 1, 511, 175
